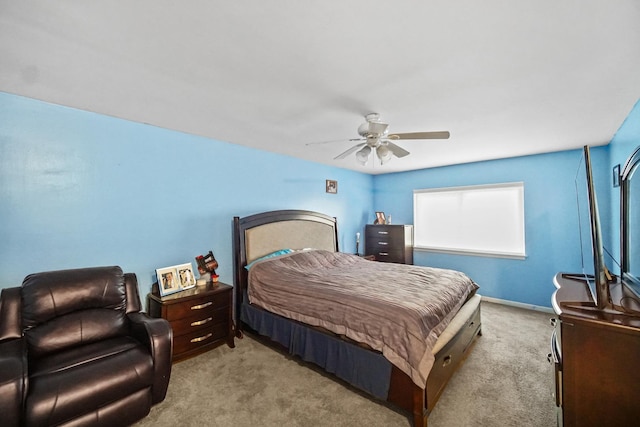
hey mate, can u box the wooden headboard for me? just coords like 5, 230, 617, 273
232, 210, 339, 329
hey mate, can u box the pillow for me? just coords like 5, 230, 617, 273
245, 249, 293, 271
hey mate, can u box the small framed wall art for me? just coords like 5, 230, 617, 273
613, 164, 621, 187
326, 179, 338, 194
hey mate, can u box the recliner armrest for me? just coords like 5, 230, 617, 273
0, 339, 27, 427
0, 287, 22, 342
128, 312, 173, 404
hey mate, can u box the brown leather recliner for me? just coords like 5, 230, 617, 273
0, 266, 173, 427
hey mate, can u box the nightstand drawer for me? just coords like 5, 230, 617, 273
164, 293, 228, 321
172, 322, 229, 356
170, 307, 229, 337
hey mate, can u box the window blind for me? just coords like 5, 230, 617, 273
413, 182, 526, 259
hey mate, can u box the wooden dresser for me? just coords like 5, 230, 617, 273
148, 282, 235, 363
365, 224, 413, 264
551, 273, 640, 426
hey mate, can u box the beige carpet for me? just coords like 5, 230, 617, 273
135, 301, 556, 426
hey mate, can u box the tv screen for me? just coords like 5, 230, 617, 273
574, 146, 611, 309
574, 152, 595, 284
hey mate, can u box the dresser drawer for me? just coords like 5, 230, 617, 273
365, 227, 403, 240
164, 293, 228, 321
172, 321, 230, 356
170, 306, 229, 337
371, 249, 405, 263
367, 235, 403, 250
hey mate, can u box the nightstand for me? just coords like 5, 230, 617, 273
148, 282, 235, 363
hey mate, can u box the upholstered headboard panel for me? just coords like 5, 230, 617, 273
233, 210, 339, 325
245, 220, 337, 264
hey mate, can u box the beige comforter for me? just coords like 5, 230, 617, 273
247, 250, 479, 388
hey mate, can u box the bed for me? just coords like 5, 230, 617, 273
232, 210, 482, 427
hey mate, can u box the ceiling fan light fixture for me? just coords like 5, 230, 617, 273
368, 121, 389, 136
357, 122, 370, 136
313, 113, 449, 167
356, 146, 371, 165
376, 144, 393, 164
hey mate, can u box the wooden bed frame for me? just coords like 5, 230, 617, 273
233, 210, 482, 427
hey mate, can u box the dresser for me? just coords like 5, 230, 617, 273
365, 224, 414, 264
550, 273, 640, 426
148, 282, 235, 363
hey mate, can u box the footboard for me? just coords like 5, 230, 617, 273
388, 300, 482, 427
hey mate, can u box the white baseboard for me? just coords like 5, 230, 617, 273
480, 295, 555, 314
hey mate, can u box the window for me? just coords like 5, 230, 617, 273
413, 182, 526, 259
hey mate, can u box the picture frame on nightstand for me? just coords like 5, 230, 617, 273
156, 266, 182, 296
176, 262, 196, 290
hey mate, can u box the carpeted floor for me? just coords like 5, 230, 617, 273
135, 301, 557, 427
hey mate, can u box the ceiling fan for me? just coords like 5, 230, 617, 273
310, 113, 450, 165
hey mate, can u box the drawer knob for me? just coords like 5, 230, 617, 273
191, 332, 213, 343
443, 355, 452, 367
191, 301, 213, 310
378, 242, 388, 245
378, 231, 389, 235
191, 317, 213, 327
379, 252, 389, 256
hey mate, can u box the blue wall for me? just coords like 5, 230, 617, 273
372, 141, 621, 308
0, 92, 373, 300
2, 90, 639, 310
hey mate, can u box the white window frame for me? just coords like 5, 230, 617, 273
413, 182, 526, 259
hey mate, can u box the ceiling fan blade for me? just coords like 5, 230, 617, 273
386, 141, 410, 158
388, 131, 450, 140
306, 138, 364, 146
334, 143, 366, 160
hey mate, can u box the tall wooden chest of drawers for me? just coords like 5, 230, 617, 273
365, 224, 414, 264
148, 282, 235, 363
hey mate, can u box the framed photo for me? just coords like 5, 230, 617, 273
375, 211, 386, 224
326, 179, 338, 194
176, 262, 196, 290
156, 266, 181, 297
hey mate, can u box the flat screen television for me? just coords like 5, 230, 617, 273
572, 145, 613, 310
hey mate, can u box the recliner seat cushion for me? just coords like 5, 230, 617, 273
25, 336, 154, 427
25, 308, 128, 359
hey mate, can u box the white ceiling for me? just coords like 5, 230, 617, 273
1, 1, 639, 174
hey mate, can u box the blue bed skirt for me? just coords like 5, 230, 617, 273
241, 301, 392, 399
